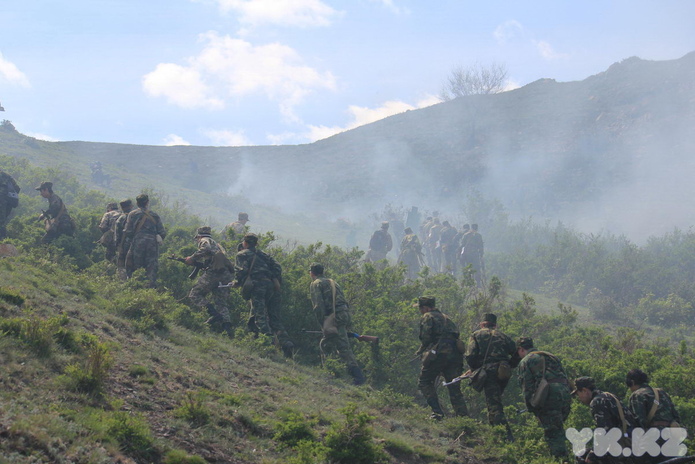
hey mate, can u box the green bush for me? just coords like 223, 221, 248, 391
107, 411, 158, 461
273, 409, 317, 447
174, 391, 211, 427
62, 342, 113, 394
163, 450, 207, 464
0, 287, 25, 306
324, 403, 387, 464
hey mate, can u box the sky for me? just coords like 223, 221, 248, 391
1, 0, 694, 147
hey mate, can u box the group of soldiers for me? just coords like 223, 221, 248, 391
415, 299, 684, 463
366, 208, 485, 285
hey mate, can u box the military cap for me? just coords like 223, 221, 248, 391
472, 224, 479, 230
136, 194, 149, 206
463, 224, 470, 230
415, 296, 436, 308
239, 212, 249, 221
381, 221, 389, 229
35, 181, 53, 191
107, 202, 118, 211
516, 337, 534, 349
119, 199, 133, 209
482, 313, 497, 325
309, 263, 324, 275
196, 226, 212, 237
243, 233, 258, 246
404, 227, 413, 234
571, 376, 595, 395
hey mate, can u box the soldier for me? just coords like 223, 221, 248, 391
573, 376, 641, 464
113, 199, 134, 280
626, 369, 681, 431
439, 220, 458, 274
185, 227, 235, 336
233, 233, 293, 357
123, 194, 166, 288
309, 263, 365, 385
224, 212, 249, 239
420, 216, 434, 267
36, 181, 75, 244
398, 227, 423, 281
365, 221, 393, 265
427, 218, 443, 272
466, 313, 517, 440
517, 337, 572, 459
0, 169, 20, 240
415, 296, 468, 420
97, 202, 120, 262
461, 223, 484, 287
405, 206, 421, 231
389, 213, 405, 258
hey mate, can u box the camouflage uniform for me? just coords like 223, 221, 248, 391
39, 191, 75, 244
518, 346, 571, 458
466, 327, 516, 425
123, 206, 166, 287
224, 213, 249, 240
97, 206, 120, 262
398, 231, 423, 280
234, 244, 291, 348
365, 224, 392, 263
113, 203, 133, 280
439, 222, 458, 274
588, 390, 641, 464
461, 228, 484, 286
310, 274, 363, 383
426, 219, 442, 272
0, 170, 20, 239
188, 234, 234, 327
628, 384, 681, 430
417, 302, 468, 418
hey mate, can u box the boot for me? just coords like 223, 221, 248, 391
348, 366, 366, 386
504, 423, 515, 443
205, 304, 222, 325
426, 397, 445, 420
281, 341, 294, 358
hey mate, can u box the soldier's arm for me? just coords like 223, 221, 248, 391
155, 215, 166, 239
628, 393, 649, 429
465, 335, 481, 369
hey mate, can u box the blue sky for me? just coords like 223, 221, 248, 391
1, 0, 693, 147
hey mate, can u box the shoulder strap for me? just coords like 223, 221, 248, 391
605, 392, 629, 434
328, 279, 337, 314
646, 388, 660, 426
480, 329, 494, 365
134, 211, 154, 234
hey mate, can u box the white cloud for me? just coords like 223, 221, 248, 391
202, 128, 252, 146
211, 0, 340, 31
535, 40, 569, 60
143, 33, 336, 119
163, 134, 191, 146
0, 53, 30, 88
142, 63, 224, 109
303, 95, 441, 142
494, 20, 524, 44
369, 0, 409, 15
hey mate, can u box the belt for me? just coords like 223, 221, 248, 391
547, 378, 569, 385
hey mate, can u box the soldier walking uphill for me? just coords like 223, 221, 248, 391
185, 227, 235, 336
309, 263, 366, 385
415, 296, 468, 420
365, 221, 393, 266
113, 199, 134, 281
97, 202, 120, 262
123, 194, 166, 288
460, 223, 484, 287
466, 313, 517, 441
36, 182, 75, 244
0, 169, 20, 240
439, 220, 458, 274
233, 234, 293, 357
517, 337, 572, 460
573, 376, 642, 464
398, 227, 423, 281
224, 212, 250, 240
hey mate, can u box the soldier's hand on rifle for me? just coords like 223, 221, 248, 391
230, 280, 240, 288
37, 213, 45, 221
184, 256, 194, 266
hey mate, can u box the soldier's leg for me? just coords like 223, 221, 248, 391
483, 376, 506, 425
145, 242, 159, 288
442, 357, 468, 417
418, 355, 444, 418
537, 409, 569, 458
249, 281, 272, 335
210, 279, 232, 324
265, 289, 293, 355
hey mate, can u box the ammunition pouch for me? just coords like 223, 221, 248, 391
497, 361, 512, 381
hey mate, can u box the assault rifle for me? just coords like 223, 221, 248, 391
167, 255, 205, 280
442, 370, 475, 387
301, 329, 379, 345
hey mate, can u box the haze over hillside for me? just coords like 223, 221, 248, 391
3, 52, 695, 244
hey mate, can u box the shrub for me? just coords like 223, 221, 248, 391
0, 287, 25, 306
163, 450, 207, 464
21, 315, 59, 357
273, 409, 317, 447
63, 342, 113, 394
324, 403, 387, 464
107, 411, 158, 461
174, 391, 211, 427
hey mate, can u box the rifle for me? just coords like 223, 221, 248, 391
167, 255, 205, 280
301, 329, 379, 344
442, 370, 475, 387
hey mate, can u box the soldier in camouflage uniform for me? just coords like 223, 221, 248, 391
0, 170, 20, 240
426, 217, 443, 272
415, 296, 468, 420
113, 199, 134, 280
224, 212, 249, 240
97, 202, 120, 262
309, 263, 365, 385
36, 181, 75, 244
185, 227, 234, 336
233, 233, 293, 357
573, 376, 642, 464
123, 194, 166, 288
466, 313, 517, 440
439, 220, 458, 274
398, 227, 423, 281
365, 221, 393, 264
517, 337, 572, 459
